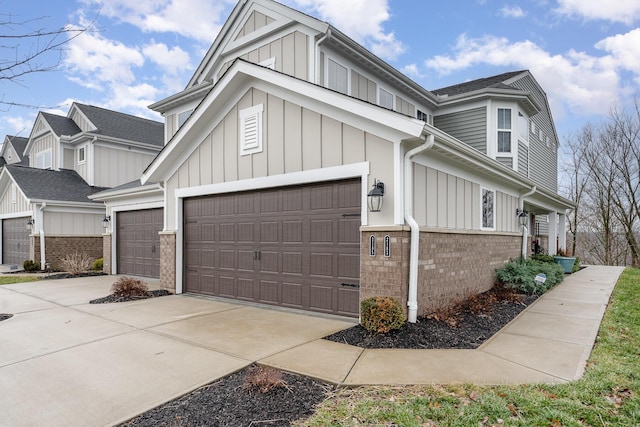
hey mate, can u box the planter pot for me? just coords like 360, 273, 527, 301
554, 256, 576, 273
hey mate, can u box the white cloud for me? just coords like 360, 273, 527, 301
142, 42, 192, 76
104, 82, 163, 120
425, 34, 624, 118
555, 0, 640, 24
401, 63, 425, 79
80, 0, 235, 42
595, 28, 640, 75
287, 0, 406, 60
5, 116, 33, 135
500, 6, 525, 18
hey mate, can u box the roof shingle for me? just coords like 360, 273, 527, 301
432, 70, 526, 97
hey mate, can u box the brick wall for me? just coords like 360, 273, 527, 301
32, 236, 103, 271
102, 233, 112, 274
360, 229, 520, 318
159, 232, 176, 292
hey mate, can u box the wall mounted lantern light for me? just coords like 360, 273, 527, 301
516, 208, 529, 227
26, 218, 34, 230
102, 215, 111, 229
367, 180, 385, 213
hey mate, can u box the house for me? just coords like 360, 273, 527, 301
0, 103, 163, 269
98, 0, 573, 320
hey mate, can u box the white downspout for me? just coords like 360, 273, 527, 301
518, 186, 536, 258
314, 29, 330, 85
38, 202, 47, 268
404, 133, 435, 323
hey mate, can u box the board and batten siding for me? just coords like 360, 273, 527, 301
69, 109, 95, 132
508, 75, 557, 193
29, 133, 58, 168
412, 163, 518, 233
93, 146, 156, 188
234, 10, 275, 40
218, 31, 308, 81
165, 87, 395, 228
44, 211, 103, 235
433, 107, 487, 153
0, 183, 30, 214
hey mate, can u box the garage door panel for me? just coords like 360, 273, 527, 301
2, 217, 30, 265
337, 288, 359, 315
116, 208, 162, 279
184, 179, 360, 317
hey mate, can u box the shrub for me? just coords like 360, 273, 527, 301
111, 276, 148, 298
60, 251, 92, 275
360, 296, 405, 333
572, 256, 582, 273
530, 254, 555, 264
495, 258, 564, 295
23, 259, 40, 272
243, 366, 287, 393
93, 258, 104, 271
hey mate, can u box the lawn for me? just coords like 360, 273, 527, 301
301, 268, 640, 426
0, 275, 39, 285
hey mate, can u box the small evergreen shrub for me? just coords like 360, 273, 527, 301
111, 276, 148, 298
60, 251, 92, 275
495, 258, 564, 295
93, 258, 104, 271
572, 256, 581, 273
23, 260, 40, 272
530, 254, 555, 264
360, 296, 405, 333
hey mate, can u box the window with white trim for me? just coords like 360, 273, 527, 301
481, 188, 496, 229
497, 108, 512, 153
546, 135, 551, 148
177, 109, 194, 128
239, 104, 263, 156
78, 146, 86, 164
327, 58, 348, 94
378, 87, 394, 109
36, 149, 52, 169
417, 110, 430, 123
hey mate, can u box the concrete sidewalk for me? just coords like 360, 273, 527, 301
0, 266, 624, 426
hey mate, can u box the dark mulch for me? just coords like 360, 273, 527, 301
40, 272, 106, 280
325, 286, 538, 349
0, 313, 13, 322
89, 289, 172, 304
119, 365, 331, 427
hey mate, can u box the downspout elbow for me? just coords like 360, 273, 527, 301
404, 134, 435, 323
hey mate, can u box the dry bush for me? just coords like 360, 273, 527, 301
360, 296, 405, 333
60, 251, 92, 275
111, 276, 149, 298
242, 366, 288, 393
426, 304, 462, 327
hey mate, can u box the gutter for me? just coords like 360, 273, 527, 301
404, 133, 435, 323
519, 186, 536, 258
314, 29, 331, 84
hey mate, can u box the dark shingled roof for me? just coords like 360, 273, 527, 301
432, 70, 526, 97
7, 165, 108, 203
40, 112, 82, 137
4, 135, 29, 165
74, 103, 163, 147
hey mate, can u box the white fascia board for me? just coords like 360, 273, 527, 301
75, 134, 162, 154
148, 81, 213, 113
89, 184, 164, 202
437, 89, 541, 116
39, 204, 105, 214
0, 210, 34, 220
110, 200, 164, 213
143, 61, 424, 184
28, 200, 105, 209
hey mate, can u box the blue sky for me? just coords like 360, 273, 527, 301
1, 0, 639, 147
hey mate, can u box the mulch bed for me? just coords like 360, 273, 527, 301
119, 365, 331, 427
40, 272, 106, 280
89, 289, 172, 304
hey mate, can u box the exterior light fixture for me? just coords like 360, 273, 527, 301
367, 180, 385, 213
102, 215, 111, 229
516, 208, 528, 227
26, 218, 34, 230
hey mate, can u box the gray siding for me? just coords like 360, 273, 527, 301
518, 140, 529, 177
434, 107, 487, 153
235, 11, 275, 40
496, 157, 513, 168
509, 75, 557, 192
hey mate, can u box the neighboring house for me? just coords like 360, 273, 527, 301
99, 0, 573, 320
0, 135, 30, 167
0, 103, 163, 269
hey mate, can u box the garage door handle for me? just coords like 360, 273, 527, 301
341, 283, 360, 288
342, 213, 360, 217
254, 250, 261, 261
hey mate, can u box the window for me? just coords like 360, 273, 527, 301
239, 104, 263, 156
36, 149, 52, 169
531, 121, 536, 134
497, 108, 511, 153
546, 135, 551, 148
518, 111, 528, 143
78, 147, 86, 164
481, 188, 495, 229
378, 88, 394, 109
417, 110, 430, 123
327, 58, 348, 94
177, 109, 194, 128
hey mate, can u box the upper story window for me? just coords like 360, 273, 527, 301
497, 108, 512, 153
481, 188, 496, 230
518, 111, 528, 143
36, 149, 52, 170
327, 58, 348, 94
78, 146, 86, 164
177, 109, 194, 128
378, 87, 394, 110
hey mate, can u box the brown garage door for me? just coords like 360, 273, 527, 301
116, 208, 163, 278
183, 179, 361, 317
2, 217, 30, 265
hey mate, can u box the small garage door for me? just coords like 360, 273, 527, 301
116, 208, 163, 278
2, 217, 30, 265
184, 179, 361, 317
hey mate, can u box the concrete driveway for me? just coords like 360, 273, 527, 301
0, 275, 355, 427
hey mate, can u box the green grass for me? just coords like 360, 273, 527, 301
0, 275, 39, 285
301, 268, 640, 427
